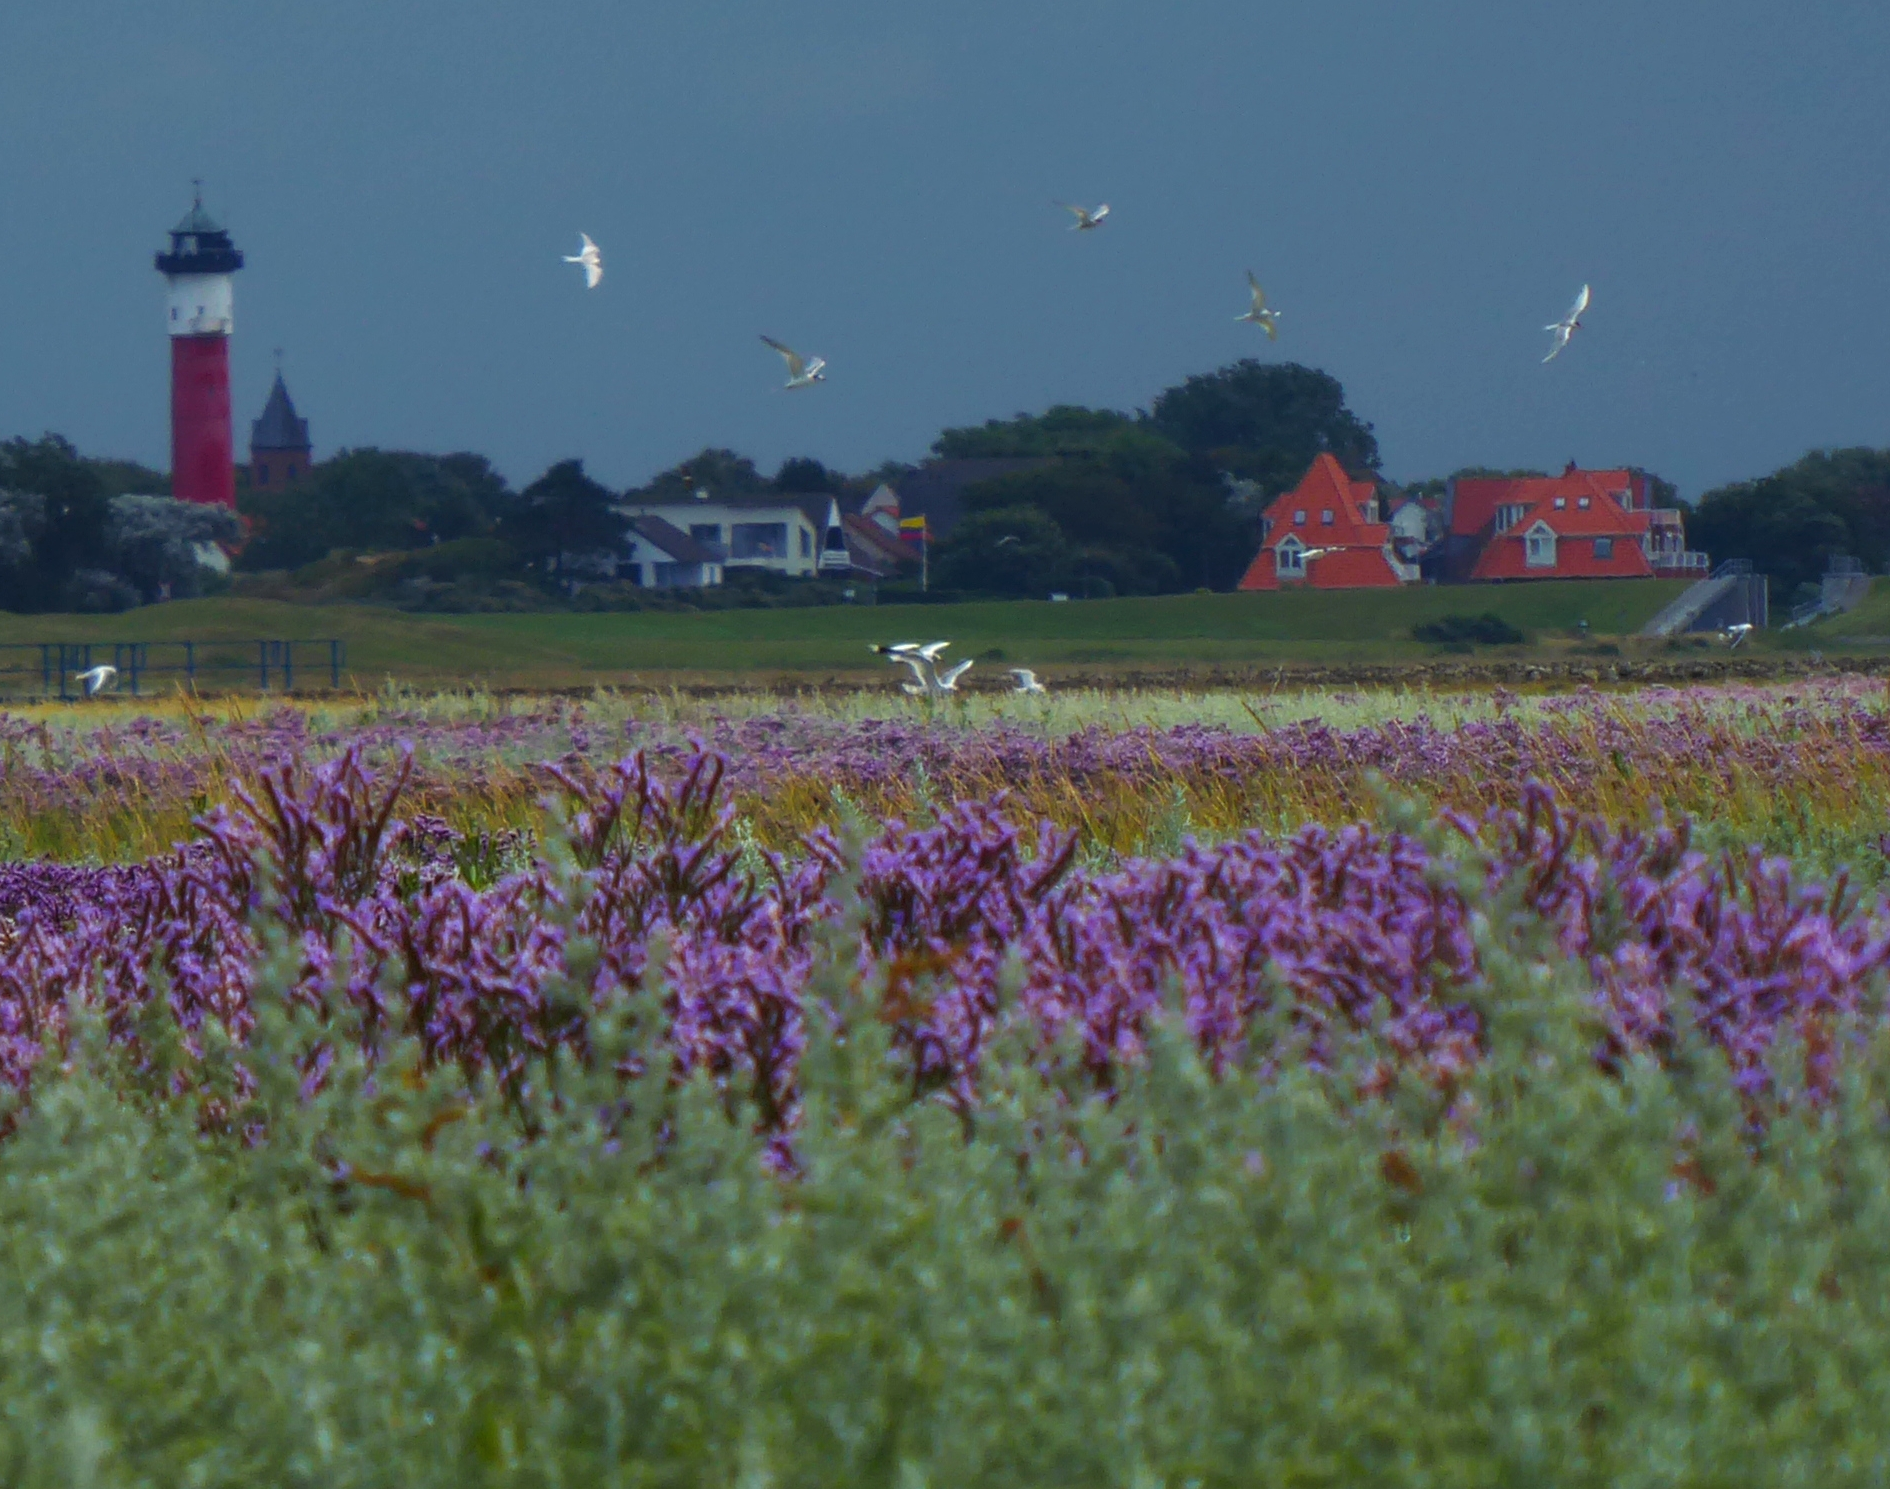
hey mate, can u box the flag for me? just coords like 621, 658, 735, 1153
899, 515, 927, 546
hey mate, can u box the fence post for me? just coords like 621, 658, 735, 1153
284, 641, 295, 693
330, 639, 342, 689
259, 640, 269, 692
40, 644, 51, 698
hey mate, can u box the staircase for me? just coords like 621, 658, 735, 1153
1639, 561, 1750, 638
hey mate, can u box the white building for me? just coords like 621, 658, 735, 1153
623, 516, 724, 587
614, 495, 820, 579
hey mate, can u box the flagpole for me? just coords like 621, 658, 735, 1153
922, 524, 928, 593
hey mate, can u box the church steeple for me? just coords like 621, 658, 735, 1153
249, 368, 313, 489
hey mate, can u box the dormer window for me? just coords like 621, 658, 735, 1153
1321, 509, 1334, 525
1293, 509, 1306, 525
1524, 521, 1557, 568
1276, 537, 1305, 574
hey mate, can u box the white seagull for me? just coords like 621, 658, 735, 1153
1236, 272, 1280, 339
563, 233, 603, 289
1297, 547, 1338, 562
1722, 622, 1754, 649
1543, 283, 1591, 363
73, 664, 118, 697
1009, 668, 1047, 695
761, 335, 826, 390
1056, 201, 1110, 231
871, 641, 968, 697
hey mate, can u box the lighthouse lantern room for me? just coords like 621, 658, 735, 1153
155, 187, 244, 507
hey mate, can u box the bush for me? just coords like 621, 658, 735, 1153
3, 786, 1890, 1478
1412, 611, 1527, 646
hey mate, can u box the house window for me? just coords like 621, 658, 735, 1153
623, 564, 643, 586
730, 522, 788, 559
1553, 497, 1567, 509
1525, 526, 1556, 568
799, 528, 812, 558
1594, 538, 1613, 560
1293, 509, 1306, 525
1577, 496, 1591, 509
688, 524, 722, 546
653, 562, 693, 587
1321, 509, 1334, 525
1276, 542, 1304, 574
1495, 503, 1528, 533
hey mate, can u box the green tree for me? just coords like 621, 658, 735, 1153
931, 405, 1138, 460
0, 435, 113, 611
932, 506, 1072, 597
637, 448, 768, 503
961, 445, 1245, 594
1689, 448, 1890, 598
504, 460, 626, 576
773, 457, 840, 493
1148, 361, 1379, 495
239, 450, 513, 570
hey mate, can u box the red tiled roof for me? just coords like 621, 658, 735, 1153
1237, 455, 1409, 590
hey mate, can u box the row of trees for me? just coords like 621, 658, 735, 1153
6, 356, 1886, 611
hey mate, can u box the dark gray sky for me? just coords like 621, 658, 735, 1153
3, 0, 1886, 497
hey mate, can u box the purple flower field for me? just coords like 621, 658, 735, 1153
3, 726, 1882, 1137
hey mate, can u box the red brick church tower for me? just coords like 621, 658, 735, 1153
249, 368, 313, 489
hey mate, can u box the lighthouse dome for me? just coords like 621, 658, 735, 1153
155, 196, 244, 277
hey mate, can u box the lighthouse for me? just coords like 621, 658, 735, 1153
155, 187, 244, 507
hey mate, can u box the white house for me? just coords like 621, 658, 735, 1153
623, 516, 723, 588
614, 494, 820, 578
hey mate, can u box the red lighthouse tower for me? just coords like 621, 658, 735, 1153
155, 187, 244, 507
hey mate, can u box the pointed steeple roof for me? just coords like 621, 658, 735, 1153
250, 373, 311, 454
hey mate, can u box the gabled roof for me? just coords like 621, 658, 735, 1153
250, 373, 311, 453
1451, 467, 1644, 538
627, 514, 719, 566
1255, 453, 1390, 547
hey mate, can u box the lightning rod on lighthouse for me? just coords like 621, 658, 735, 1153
155, 185, 244, 507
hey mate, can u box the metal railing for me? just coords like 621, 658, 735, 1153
0, 640, 346, 699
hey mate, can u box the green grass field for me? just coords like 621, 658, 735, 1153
0, 580, 1692, 688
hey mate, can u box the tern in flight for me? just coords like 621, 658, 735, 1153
761, 336, 827, 389
1722, 623, 1754, 649
1543, 284, 1591, 362
1009, 668, 1047, 695
1056, 201, 1110, 231
871, 641, 968, 697
563, 233, 603, 289
1236, 272, 1280, 339
73, 665, 118, 697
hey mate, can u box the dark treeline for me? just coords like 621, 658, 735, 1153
4, 360, 1886, 613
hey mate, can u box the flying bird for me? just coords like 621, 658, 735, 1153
1722, 622, 1754, 649
1297, 547, 1338, 562
1236, 272, 1280, 339
761, 335, 827, 390
1009, 668, 1047, 695
872, 641, 968, 697
1542, 284, 1591, 362
563, 233, 603, 289
1056, 201, 1110, 231
73, 665, 118, 697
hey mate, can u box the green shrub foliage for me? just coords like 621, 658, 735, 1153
3, 841, 1889, 1484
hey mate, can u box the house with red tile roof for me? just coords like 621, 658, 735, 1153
1237, 454, 1416, 591
1441, 464, 1704, 583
